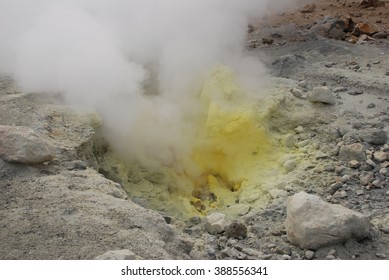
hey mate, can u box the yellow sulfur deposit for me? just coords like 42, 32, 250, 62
187, 65, 281, 211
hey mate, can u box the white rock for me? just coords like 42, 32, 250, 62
285, 192, 370, 249
309, 86, 336, 105
0, 125, 55, 164
205, 212, 227, 234
95, 249, 138, 260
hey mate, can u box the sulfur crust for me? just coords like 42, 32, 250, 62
190, 65, 280, 193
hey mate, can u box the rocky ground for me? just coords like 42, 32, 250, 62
1, 0, 389, 260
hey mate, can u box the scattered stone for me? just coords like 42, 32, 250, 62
294, 126, 304, 134
367, 103, 376, 109
359, 129, 387, 145
300, 3, 316, 13
304, 250, 315, 260
285, 192, 370, 249
341, 175, 351, 183
225, 221, 247, 239
309, 17, 346, 40
283, 159, 297, 173
315, 151, 329, 159
349, 160, 361, 169
379, 168, 387, 175
247, 24, 254, 33
329, 182, 343, 195
326, 254, 336, 260
348, 90, 363, 96
281, 254, 292, 260
374, 151, 388, 162
338, 143, 367, 162
360, 173, 374, 185
356, 189, 365, 196
308, 86, 336, 105
205, 212, 227, 235
0, 125, 56, 164
366, 159, 377, 167
262, 37, 274, 45
298, 80, 307, 88
95, 249, 138, 260
353, 23, 378, 36
340, 190, 348, 198
334, 86, 348, 93
268, 189, 288, 199
360, 0, 385, 8
291, 88, 306, 99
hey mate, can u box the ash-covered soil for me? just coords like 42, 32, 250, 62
1, 1, 389, 260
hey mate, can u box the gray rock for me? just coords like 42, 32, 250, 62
338, 143, 366, 162
291, 88, 307, 99
0, 125, 55, 164
309, 17, 346, 40
308, 86, 336, 105
95, 249, 138, 260
359, 129, 387, 145
342, 132, 361, 145
285, 192, 370, 249
374, 151, 388, 162
225, 221, 247, 239
205, 212, 227, 234
359, 173, 374, 185
304, 250, 315, 260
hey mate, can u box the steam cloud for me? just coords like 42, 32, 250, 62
0, 0, 299, 168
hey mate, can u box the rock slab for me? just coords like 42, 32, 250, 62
285, 192, 370, 249
0, 125, 55, 164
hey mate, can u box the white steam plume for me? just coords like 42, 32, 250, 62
0, 0, 299, 167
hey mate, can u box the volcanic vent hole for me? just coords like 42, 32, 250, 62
94, 66, 294, 219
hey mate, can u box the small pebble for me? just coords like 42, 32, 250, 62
367, 103, 375, 109
341, 175, 350, 183
304, 250, 315, 260
340, 190, 348, 198
356, 189, 365, 196
349, 160, 360, 169
281, 254, 292, 260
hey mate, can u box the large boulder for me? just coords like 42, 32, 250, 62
285, 192, 370, 249
0, 125, 55, 164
